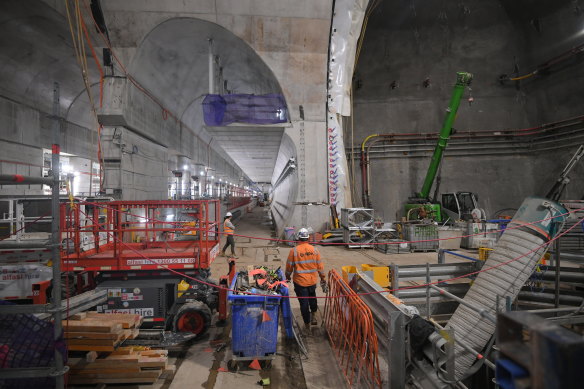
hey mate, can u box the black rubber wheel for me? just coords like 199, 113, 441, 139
173, 301, 212, 336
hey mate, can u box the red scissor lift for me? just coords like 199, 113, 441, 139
60, 200, 234, 336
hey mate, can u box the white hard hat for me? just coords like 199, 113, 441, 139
297, 227, 310, 241
226, 212, 232, 217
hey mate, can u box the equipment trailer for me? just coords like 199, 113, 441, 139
60, 199, 233, 336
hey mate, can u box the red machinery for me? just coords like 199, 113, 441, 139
60, 200, 235, 336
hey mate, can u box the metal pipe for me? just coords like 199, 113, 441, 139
355, 113, 582, 202
441, 249, 479, 262
364, 144, 584, 159
538, 270, 584, 283
397, 264, 477, 279
360, 134, 379, 208
426, 263, 431, 319
397, 284, 469, 299
555, 238, 561, 308
348, 127, 584, 157
430, 284, 497, 324
351, 116, 584, 145
51, 82, 65, 388
0, 240, 51, 249
525, 306, 584, 314
352, 130, 584, 157
0, 174, 54, 186
518, 291, 584, 306
360, 148, 369, 207
208, 39, 214, 94
551, 251, 584, 262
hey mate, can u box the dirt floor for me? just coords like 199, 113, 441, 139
88, 206, 469, 389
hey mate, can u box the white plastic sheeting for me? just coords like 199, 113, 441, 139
329, 0, 370, 116
327, 0, 370, 210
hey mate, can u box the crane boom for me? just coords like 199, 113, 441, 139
418, 72, 473, 199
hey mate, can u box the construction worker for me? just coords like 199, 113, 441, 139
221, 212, 238, 258
285, 228, 328, 329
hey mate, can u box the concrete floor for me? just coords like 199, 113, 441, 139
85, 206, 457, 389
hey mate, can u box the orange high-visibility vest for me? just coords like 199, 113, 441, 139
224, 219, 234, 235
285, 242, 325, 286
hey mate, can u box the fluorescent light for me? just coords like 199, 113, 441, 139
183, 165, 188, 170
200, 171, 204, 175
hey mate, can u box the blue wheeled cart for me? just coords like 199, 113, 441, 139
227, 273, 281, 370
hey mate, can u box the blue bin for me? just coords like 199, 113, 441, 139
228, 274, 281, 358
279, 282, 294, 339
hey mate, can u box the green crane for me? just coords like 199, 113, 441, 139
405, 71, 473, 221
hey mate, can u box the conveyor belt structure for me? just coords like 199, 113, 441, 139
446, 197, 568, 379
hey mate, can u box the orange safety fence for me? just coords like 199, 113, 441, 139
323, 269, 382, 389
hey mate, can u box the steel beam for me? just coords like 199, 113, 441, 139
35, 289, 107, 320
51, 82, 65, 389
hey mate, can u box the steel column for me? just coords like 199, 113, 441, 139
51, 82, 66, 389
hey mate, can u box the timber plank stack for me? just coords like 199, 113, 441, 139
64, 312, 142, 352
68, 347, 174, 385
64, 312, 175, 385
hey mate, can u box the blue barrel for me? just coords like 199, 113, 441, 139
228, 275, 281, 358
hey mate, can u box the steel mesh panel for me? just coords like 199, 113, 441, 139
0, 301, 67, 388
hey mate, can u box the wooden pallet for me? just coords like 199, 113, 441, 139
64, 312, 141, 352
68, 347, 174, 385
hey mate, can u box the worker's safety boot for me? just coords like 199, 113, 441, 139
220, 250, 225, 257
310, 312, 317, 325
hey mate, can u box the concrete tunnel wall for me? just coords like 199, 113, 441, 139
1, 0, 336, 237
93, 0, 334, 233
270, 132, 299, 236
0, 0, 98, 196
349, 0, 584, 220
0, 1, 250, 199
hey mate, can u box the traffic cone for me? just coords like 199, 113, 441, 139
249, 359, 262, 370
262, 310, 271, 322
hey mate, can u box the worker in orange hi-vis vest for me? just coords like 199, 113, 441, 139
285, 228, 328, 329
221, 212, 238, 258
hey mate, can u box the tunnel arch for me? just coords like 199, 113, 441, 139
122, 17, 288, 185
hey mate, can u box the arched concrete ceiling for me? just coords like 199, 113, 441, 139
129, 17, 286, 183
0, 0, 96, 125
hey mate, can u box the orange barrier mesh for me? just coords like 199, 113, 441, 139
323, 269, 382, 389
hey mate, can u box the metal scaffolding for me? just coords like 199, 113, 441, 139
0, 83, 66, 388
